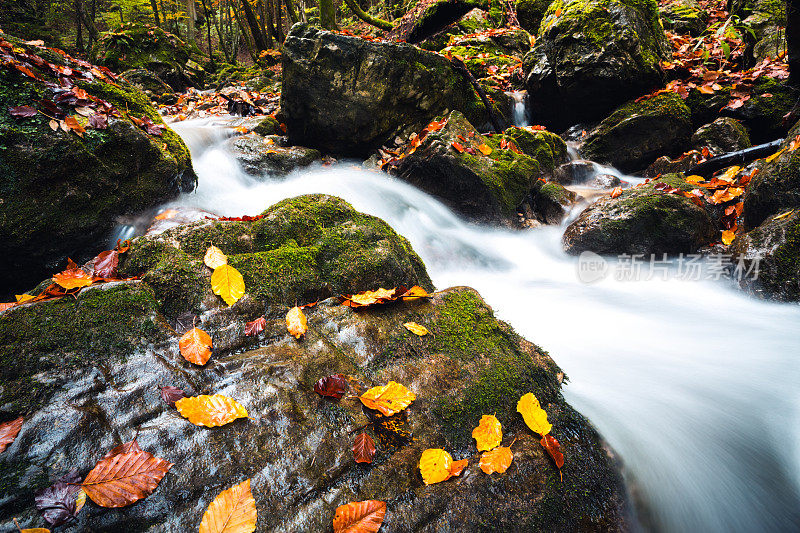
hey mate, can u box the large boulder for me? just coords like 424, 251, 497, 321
387, 111, 569, 222
280, 23, 490, 157
580, 93, 693, 173
523, 0, 669, 129
415, 8, 494, 51
659, 0, 709, 35
223, 133, 322, 176
119, 195, 433, 317
0, 34, 196, 296
732, 209, 800, 301
743, 121, 800, 228
515, 0, 555, 34
563, 174, 717, 254
690, 117, 751, 155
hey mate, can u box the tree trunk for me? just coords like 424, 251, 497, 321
200, 0, 214, 56
257, 0, 273, 47
234, 1, 260, 60
342, 0, 392, 30
285, 0, 299, 23
319, 0, 337, 29
240, 0, 268, 51
788, 0, 800, 85
187, 0, 197, 43
150, 0, 161, 26
75, 0, 84, 53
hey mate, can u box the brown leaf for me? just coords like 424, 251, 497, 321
81, 449, 173, 507
540, 434, 565, 471
314, 374, 348, 399
63, 115, 86, 137
0, 416, 23, 453
159, 385, 187, 406
9, 105, 37, 118
352, 433, 376, 464
286, 306, 307, 339
92, 250, 119, 278
179, 327, 212, 365
102, 440, 142, 460
332, 500, 386, 533
244, 317, 266, 336
199, 479, 257, 533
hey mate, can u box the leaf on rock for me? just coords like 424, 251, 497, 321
92, 250, 119, 278
419, 448, 466, 484
63, 115, 86, 137
286, 306, 307, 339
211, 264, 245, 306
81, 449, 172, 507
204, 245, 228, 269
451, 142, 465, 153
721, 229, 735, 245
314, 374, 348, 399
88, 113, 108, 129
517, 392, 552, 436
359, 381, 415, 416
403, 322, 429, 336
160, 385, 187, 406
540, 433, 565, 473
179, 327, 212, 365
343, 287, 398, 308
245, 317, 266, 336
765, 149, 785, 163
398, 286, 431, 300
175, 394, 248, 427
479, 446, 513, 474
477, 143, 492, 155
9, 105, 37, 118
472, 414, 502, 452
353, 433, 376, 464
52, 259, 93, 290
332, 500, 386, 533
35, 470, 81, 526
0, 416, 23, 453
610, 187, 623, 199
102, 440, 142, 460
199, 478, 257, 533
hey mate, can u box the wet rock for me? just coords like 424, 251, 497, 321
744, 121, 800, 228
121, 68, 174, 97
387, 111, 568, 222
659, 0, 709, 35
252, 115, 282, 136
752, 30, 787, 64
691, 117, 751, 155
0, 35, 196, 295
281, 23, 490, 157
553, 160, 621, 186
416, 8, 494, 51
581, 93, 693, 173
523, 0, 669, 129
389, 0, 494, 44
224, 133, 322, 176
643, 151, 704, 178
526, 181, 580, 224
738, 0, 786, 44
119, 194, 432, 317
0, 282, 630, 532
563, 174, 717, 254
732, 209, 800, 301
516, 0, 555, 33
446, 27, 532, 60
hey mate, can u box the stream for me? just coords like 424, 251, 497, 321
148, 117, 800, 532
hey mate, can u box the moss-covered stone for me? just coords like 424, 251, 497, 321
581, 92, 692, 172
691, 117, 751, 155
659, 0, 709, 35
516, 0, 555, 33
224, 133, 321, 175
563, 173, 718, 254
121, 194, 433, 317
252, 115, 281, 136
502, 125, 569, 171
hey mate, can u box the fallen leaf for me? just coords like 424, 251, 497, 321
540, 433, 565, 472
314, 374, 349, 399
204, 245, 228, 269
103, 440, 142, 460
718, 166, 741, 182
93, 250, 119, 278
9, 105, 37, 118
199, 479, 257, 533
721, 229, 735, 245
479, 446, 513, 474
332, 500, 386, 533
773, 210, 795, 221
517, 393, 552, 436
15, 294, 35, 303
451, 141, 465, 153
403, 322, 429, 336
398, 286, 431, 300
449, 458, 469, 477
472, 414, 502, 451
179, 327, 212, 365
175, 394, 248, 427
52, 259, 93, 290
686, 175, 706, 184
360, 381, 415, 416
419, 448, 466, 484
34, 470, 81, 526
477, 143, 492, 155
353, 433, 376, 464
160, 385, 187, 406
766, 149, 786, 163
245, 317, 266, 336
211, 264, 245, 306
0, 416, 23, 453
63, 115, 86, 137
610, 187, 622, 199
81, 449, 172, 507
286, 306, 307, 339
346, 287, 398, 307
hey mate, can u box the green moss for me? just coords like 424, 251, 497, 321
229, 243, 320, 302
253, 116, 281, 136
501, 127, 568, 171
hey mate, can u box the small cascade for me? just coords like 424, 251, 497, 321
508, 90, 529, 127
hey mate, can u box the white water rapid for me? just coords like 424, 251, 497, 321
162, 117, 800, 532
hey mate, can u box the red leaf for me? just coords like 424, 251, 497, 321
8, 105, 37, 118
159, 385, 187, 406
314, 374, 348, 399
353, 433, 376, 464
89, 113, 108, 129
540, 434, 564, 470
0, 416, 23, 453
451, 141, 465, 153
93, 250, 119, 278
103, 440, 142, 460
245, 316, 266, 336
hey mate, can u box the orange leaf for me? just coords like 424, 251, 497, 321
479, 446, 513, 474
52, 259, 93, 290
419, 448, 464, 484
332, 500, 386, 533
359, 381, 415, 416
472, 414, 503, 451
540, 434, 565, 470
398, 286, 431, 300
286, 306, 307, 339
451, 141, 465, 153
64, 115, 86, 137
449, 458, 469, 477
0, 416, 23, 453
610, 187, 623, 199
179, 327, 212, 365
352, 433, 376, 464
341, 287, 399, 308
81, 449, 172, 507
721, 229, 735, 245
175, 394, 248, 427
199, 479, 257, 533
477, 143, 492, 155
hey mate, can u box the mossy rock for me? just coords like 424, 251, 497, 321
120, 194, 432, 317
523, 0, 668, 128
581, 92, 693, 172
691, 117, 751, 155
563, 173, 718, 254
446, 27, 533, 58
223, 133, 321, 175
528, 180, 580, 224
252, 115, 282, 136
388, 111, 562, 222
659, 0, 709, 35
0, 34, 196, 296
121, 68, 174, 96
502, 125, 569, 169
732, 209, 800, 301
416, 8, 494, 51
516, 0, 555, 34
281, 23, 489, 157
388, 0, 491, 44
744, 120, 800, 228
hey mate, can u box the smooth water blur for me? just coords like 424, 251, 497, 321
168, 118, 800, 532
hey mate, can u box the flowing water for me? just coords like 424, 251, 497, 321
159, 117, 800, 532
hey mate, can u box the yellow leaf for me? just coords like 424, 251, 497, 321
419, 448, 467, 484
766, 148, 786, 163
286, 306, 307, 339
350, 288, 396, 306
15, 294, 35, 303
204, 245, 228, 269
773, 210, 795, 220
685, 175, 706, 184
199, 479, 257, 533
74, 489, 87, 514
211, 264, 245, 306
721, 229, 735, 245
479, 446, 513, 474
175, 394, 248, 427
517, 392, 552, 436
477, 143, 492, 155
359, 381, 415, 416
718, 166, 741, 182
472, 414, 502, 451
403, 322, 429, 336
398, 286, 431, 300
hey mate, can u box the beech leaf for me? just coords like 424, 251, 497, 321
179, 327, 212, 365
517, 392, 552, 436
403, 322, 429, 336
540, 433, 565, 474
314, 374, 348, 399
175, 394, 248, 427
204, 245, 228, 269
199, 479, 257, 533
211, 264, 245, 306
286, 306, 307, 339
332, 500, 386, 533
92, 250, 119, 278
352, 433, 376, 464
359, 381, 415, 416
9, 105, 37, 118
472, 414, 502, 452
52, 260, 93, 290
160, 385, 187, 406
102, 440, 142, 460
419, 448, 466, 484
245, 317, 266, 336
35, 470, 81, 526
0, 416, 23, 453
81, 449, 172, 507
479, 446, 513, 474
